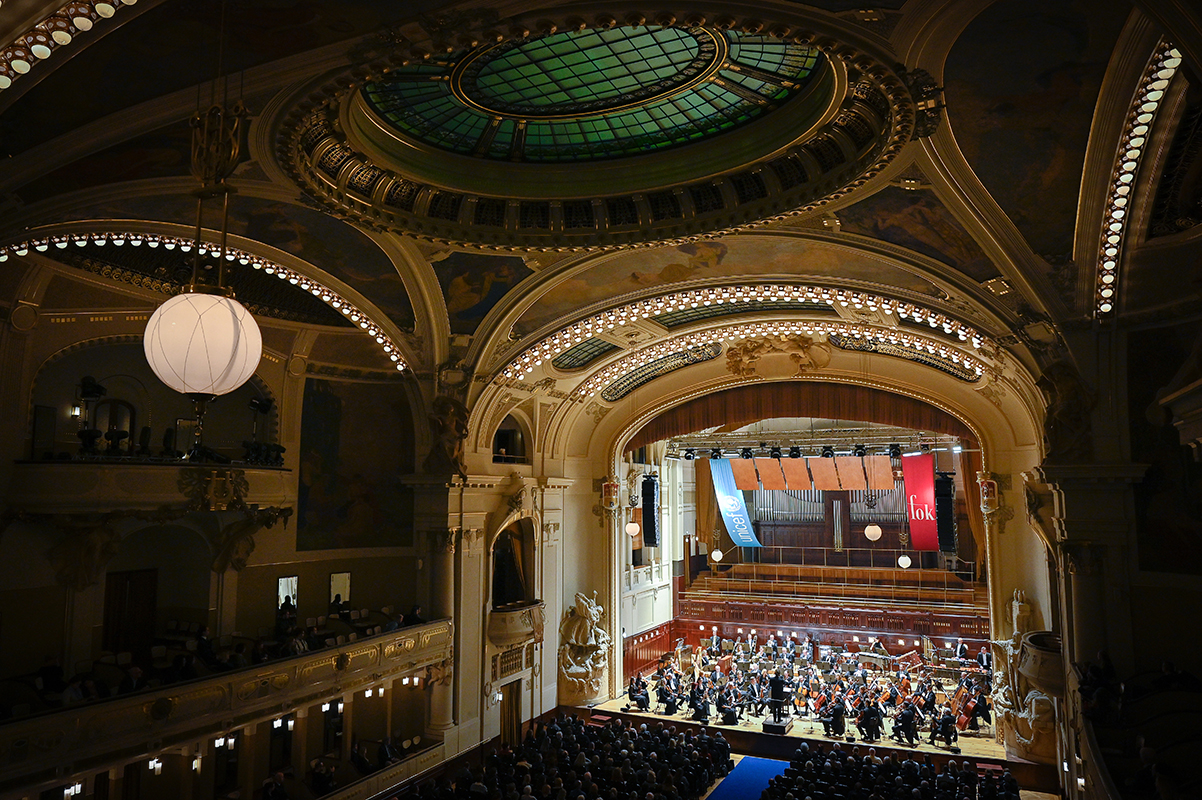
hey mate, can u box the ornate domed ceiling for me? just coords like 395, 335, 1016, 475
362, 26, 822, 163
279, 13, 922, 251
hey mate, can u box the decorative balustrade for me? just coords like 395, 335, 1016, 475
0, 620, 453, 795
487, 600, 545, 648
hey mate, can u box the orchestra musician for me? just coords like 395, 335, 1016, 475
892, 699, 919, 746
955, 638, 970, 661
820, 696, 846, 737
929, 703, 958, 747
856, 701, 882, 742
976, 645, 993, 671
627, 673, 650, 712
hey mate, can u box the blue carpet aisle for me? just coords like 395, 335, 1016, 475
706, 756, 787, 800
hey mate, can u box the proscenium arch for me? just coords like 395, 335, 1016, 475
556, 356, 1047, 689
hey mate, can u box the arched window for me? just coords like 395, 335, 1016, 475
491, 521, 534, 609
493, 415, 528, 463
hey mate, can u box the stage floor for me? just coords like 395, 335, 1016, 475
593, 694, 1007, 762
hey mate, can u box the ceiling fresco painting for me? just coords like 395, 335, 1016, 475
14, 120, 194, 205
34, 193, 415, 330
0, 0, 450, 155
513, 237, 943, 334
835, 186, 1000, 283
429, 251, 533, 335
944, 0, 1131, 262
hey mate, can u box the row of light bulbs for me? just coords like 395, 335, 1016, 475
1096, 43, 1181, 315
2, 231, 407, 371
501, 283, 987, 380
0, 1, 137, 90
573, 320, 986, 397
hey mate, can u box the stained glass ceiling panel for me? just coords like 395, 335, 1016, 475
362, 26, 822, 163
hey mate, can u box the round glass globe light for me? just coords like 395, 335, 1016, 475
144, 292, 262, 396
625, 521, 640, 537
864, 523, 883, 541
897, 554, 912, 569
711, 548, 723, 562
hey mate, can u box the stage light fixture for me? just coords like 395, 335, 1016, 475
888, 443, 902, 458
853, 444, 867, 457
684, 448, 696, 460
770, 446, 782, 459
821, 446, 835, 458
740, 448, 754, 459
710, 447, 723, 459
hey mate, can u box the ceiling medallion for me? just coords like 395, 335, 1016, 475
278, 11, 921, 251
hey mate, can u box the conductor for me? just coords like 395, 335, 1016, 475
768, 672, 787, 723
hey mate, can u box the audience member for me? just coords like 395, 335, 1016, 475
406, 605, 426, 626
117, 665, 147, 694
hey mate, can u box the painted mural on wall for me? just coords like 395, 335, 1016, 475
1128, 323, 1202, 575
297, 378, 414, 550
429, 251, 533, 335
38, 194, 416, 330
514, 235, 941, 334
944, 0, 1128, 261
836, 186, 999, 283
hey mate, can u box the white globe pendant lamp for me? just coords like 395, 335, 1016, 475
864, 523, 883, 542
625, 521, 640, 537
710, 548, 724, 562
897, 554, 912, 569
144, 289, 261, 397
144, 95, 261, 460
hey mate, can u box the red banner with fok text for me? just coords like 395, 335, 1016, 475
901, 453, 939, 551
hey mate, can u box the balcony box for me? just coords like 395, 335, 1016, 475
488, 600, 545, 648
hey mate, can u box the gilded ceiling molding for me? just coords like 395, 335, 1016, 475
275, 7, 928, 251
568, 320, 986, 399
0, 230, 409, 371
0, 0, 138, 93
497, 282, 990, 381
1094, 41, 1182, 316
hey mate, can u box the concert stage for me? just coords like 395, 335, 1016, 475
587, 697, 1059, 794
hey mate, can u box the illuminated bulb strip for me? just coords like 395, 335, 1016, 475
569, 320, 986, 397
0, 2, 137, 92
499, 283, 987, 380
1, 231, 407, 371
1096, 42, 1181, 315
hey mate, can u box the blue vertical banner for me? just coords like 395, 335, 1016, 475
710, 459, 762, 548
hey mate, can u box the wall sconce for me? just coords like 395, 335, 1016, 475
227, 736, 236, 749
148, 758, 162, 775
337, 702, 344, 713
365, 689, 374, 698
70, 404, 81, 419
192, 756, 201, 772
402, 677, 410, 686
378, 686, 385, 696
273, 718, 282, 729
287, 719, 294, 732
215, 737, 225, 748
321, 703, 330, 713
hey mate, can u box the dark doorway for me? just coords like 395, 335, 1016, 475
500, 680, 522, 747
103, 569, 158, 659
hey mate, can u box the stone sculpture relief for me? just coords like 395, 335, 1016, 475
990, 590, 1057, 763
558, 591, 611, 702
724, 334, 832, 378
423, 395, 470, 476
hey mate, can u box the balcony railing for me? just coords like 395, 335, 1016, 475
0, 619, 453, 795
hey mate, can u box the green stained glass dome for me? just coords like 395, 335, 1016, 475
363, 26, 822, 163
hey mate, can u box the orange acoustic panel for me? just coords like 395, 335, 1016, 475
730, 458, 761, 491
755, 458, 787, 489
807, 457, 840, 490
864, 455, 895, 491
780, 458, 812, 490
835, 457, 867, 490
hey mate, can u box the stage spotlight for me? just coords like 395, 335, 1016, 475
789, 446, 801, 459
710, 447, 723, 459
821, 446, 835, 458
740, 448, 754, 459
888, 443, 902, 458
769, 446, 782, 459
684, 448, 696, 460
853, 443, 867, 457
